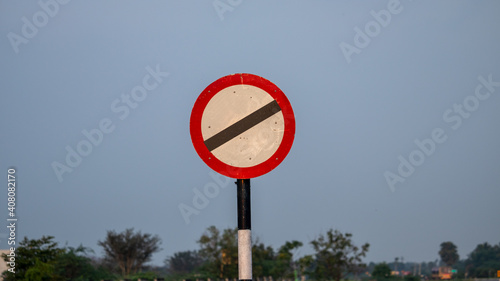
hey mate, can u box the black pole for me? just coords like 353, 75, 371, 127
236, 178, 252, 281
237, 179, 251, 229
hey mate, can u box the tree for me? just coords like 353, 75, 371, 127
198, 226, 238, 278
273, 240, 303, 279
198, 226, 223, 277
252, 240, 276, 278
465, 242, 500, 278
372, 262, 391, 280
219, 227, 239, 278
166, 250, 205, 275
309, 229, 370, 281
2, 236, 109, 281
439, 242, 459, 266
54, 245, 112, 280
25, 258, 58, 281
298, 254, 314, 279
1, 236, 64, 281
98, 228, 162, 277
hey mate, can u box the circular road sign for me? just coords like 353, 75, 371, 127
190, 73, 295, 179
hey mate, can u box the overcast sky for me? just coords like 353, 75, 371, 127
1, 0, 499, 267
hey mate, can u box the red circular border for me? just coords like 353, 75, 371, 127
190, 73, 295, 179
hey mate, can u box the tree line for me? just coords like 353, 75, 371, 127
368, 241, 500, 280
1, 229, 163, 280
2, 226, 499, 280
170, 226, 369, 281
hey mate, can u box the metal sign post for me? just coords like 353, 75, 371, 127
237, 178, 251, 281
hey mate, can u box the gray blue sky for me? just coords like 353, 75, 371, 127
1, 0, 499, 266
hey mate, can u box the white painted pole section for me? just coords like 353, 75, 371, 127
238, 229, 252, 280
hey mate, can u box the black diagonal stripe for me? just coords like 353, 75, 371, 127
204, 100, 281, 152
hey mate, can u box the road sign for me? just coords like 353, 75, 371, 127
190, 73, 295, 179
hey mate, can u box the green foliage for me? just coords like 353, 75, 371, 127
372, 262, 392, 279
439, 242, 459, 266
1, 236, 113, 281
309, 229, 370, 281
1, 236, 64, 281
298, 254, 314, 279
252, 241, 276, 277
25, 258, 59, 281
195, 226, 306, 280
98, 228, 162, 277
128, 270, 163, 280
197, 226, 238, 278
404, 274, 419, 281
219, 227, 239, 278
273, 240, 303, 279
55, 245, 113, 280
165, 250, 205, 275
193, 226, 372, 281
465, 242, 500, 278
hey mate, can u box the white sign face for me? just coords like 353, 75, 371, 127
201, 84, 285, 168
190, 73, 295, 179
